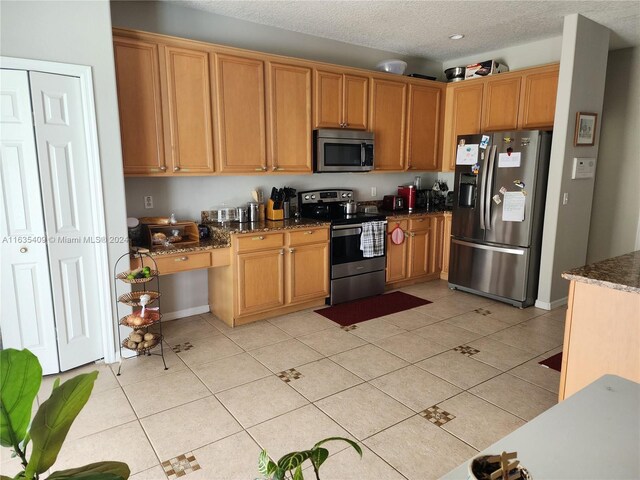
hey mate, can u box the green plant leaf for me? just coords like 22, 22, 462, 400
313, 437, 362, 457
0, 349, 42, 449
25, 371, 98, 478
258, 450, 278, 477
309, 447, 329, 469
292, 465, 303, 480
277, 450, 312, 472
47, 461, 130, 479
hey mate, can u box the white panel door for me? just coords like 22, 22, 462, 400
29, 72, 103, 371
0, 69, 59, 374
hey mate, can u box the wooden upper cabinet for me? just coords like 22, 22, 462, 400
267, 62, 312, 173
343, 74, 368, 130
370, 78, 407, 171
214, 53, 267, 173
314, 70, 342, 128
406, 83, 443, 171
113, 37, 166, 175
442, 81, 484, 171
314, 70, 368, 130
161, 46, 214, 174
518, 64, 559, 129
482, 75, 521, 132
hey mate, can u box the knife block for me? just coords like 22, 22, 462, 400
266, 199, 284, 221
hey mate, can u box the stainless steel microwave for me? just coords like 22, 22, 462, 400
313, 129, 374, 173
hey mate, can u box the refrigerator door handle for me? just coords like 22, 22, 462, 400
452, 238, 525, 255
479, 148, 489, 230
485, 145, 497, 230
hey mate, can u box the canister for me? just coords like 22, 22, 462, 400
248, 202, 259, 222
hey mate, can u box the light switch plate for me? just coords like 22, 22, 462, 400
572, 157, 596, 179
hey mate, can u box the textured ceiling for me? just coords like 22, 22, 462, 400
172, 0, 640, 61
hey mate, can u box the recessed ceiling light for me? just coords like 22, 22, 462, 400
449, 34, 465, 40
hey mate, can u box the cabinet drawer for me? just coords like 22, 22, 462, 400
287, 228, 329, 246
409, 216, 430, 231
154, 251, 211, 274
235, 232, 284, 252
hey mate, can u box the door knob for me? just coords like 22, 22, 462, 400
19, 247, 28, 253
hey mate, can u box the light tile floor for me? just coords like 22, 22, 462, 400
1, 281, 566, 480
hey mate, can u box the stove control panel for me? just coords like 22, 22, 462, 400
299, 189, 353, 204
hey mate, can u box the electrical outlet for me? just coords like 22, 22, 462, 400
144, 195, 153, 209
562, 193, 569, 205
371, 187, 377, 197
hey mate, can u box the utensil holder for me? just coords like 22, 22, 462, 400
266, 199, 284, 220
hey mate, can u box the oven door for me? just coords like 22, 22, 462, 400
316, 138, 374, 172
331, 223, 386, 279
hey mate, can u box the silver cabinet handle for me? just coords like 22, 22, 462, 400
289, 248, 295, 253
279, 249, 284, 255
304, 230, 314, 235
175, 256, 188, 262
159, 166, 167, 171
262, 166, 267, 171
19, 247, 28, 253
173, 166, 181, 172
252, 236, 265, 241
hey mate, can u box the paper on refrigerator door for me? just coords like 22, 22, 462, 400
498, 152, 521, 168
502, 191, 526, 222
456, 144, 479, 165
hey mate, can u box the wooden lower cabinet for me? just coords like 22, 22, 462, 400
209, 227, 329, 326
237, 249, 285, 316
386, 214, 445, 286
386, 220, 408, 283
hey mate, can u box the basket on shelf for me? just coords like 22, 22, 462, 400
119, 310, 162, 328
121, 333, 163, 354
116, 269, 159, 284
118, 290, 161, 307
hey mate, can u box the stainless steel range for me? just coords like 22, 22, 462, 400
298, 189, 387, 305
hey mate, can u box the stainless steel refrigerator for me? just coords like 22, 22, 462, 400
448, 130, 552, 308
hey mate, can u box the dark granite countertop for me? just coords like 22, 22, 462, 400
384, 209, 452, 220
206, 217, 331, 235
562, 250, 640, 294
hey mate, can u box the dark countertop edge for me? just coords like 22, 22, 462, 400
385, 210, 452, 220
561, 250, 640, 294
224, 220, 332, 235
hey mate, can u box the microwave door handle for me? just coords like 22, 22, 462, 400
361, 143, 366, 166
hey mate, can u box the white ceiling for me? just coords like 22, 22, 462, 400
173, 0, 640, 61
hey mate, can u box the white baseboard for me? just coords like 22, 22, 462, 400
162, 305, 211, 321
535, 297, 568, 311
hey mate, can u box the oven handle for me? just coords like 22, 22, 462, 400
332, 220, 388, 231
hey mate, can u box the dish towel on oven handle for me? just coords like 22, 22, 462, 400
360, 221, 385, 258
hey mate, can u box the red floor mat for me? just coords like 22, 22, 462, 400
315, 292, 431, 326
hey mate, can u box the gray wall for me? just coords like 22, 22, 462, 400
443, 36, 563, 71
1, 1, 128, 336
538, 14, 610, 308
110, 0, 443, 79
587, 47, 640, 263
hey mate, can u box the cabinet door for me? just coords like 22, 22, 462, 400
237, 249, 284, 316
267, 62, 312, 173
370, 78, 407, 171
430, 215, 445, 274
442, 81, 484, 171
113, 37, 166, 175
442, 215, 452, 275
162, 46, 214, 174
287, 243, 329, 304
408, 228, 431, 278
215, 53, 267, 173
314, 70, 342, 129
386, 220, 408, 283
343, 74, 368, 130
518, 65, 559, 129
406, 83, 442, 171
482, 76, 521, 132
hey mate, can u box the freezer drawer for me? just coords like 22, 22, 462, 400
448, 238, 534, 305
